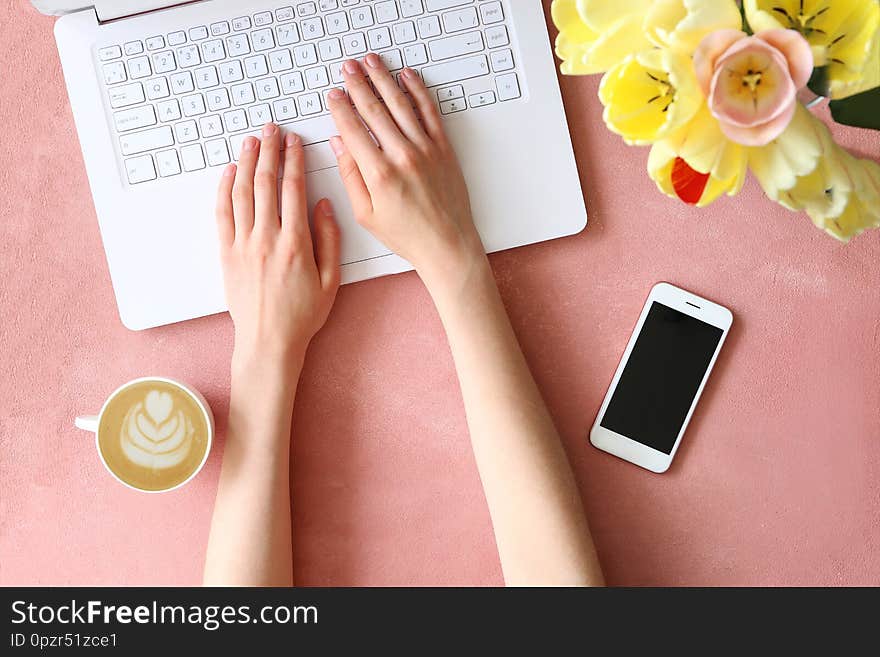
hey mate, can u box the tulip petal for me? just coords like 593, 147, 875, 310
694, 28, 747, 96
756, 29, 814, 89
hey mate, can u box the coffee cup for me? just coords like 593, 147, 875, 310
75, 377, 214, 493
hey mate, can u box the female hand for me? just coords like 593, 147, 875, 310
326, 55, 487, 296
216, 123, 341, 368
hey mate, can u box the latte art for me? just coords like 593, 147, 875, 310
120, 390, 193, 470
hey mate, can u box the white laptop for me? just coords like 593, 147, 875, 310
35, 0, 587, 330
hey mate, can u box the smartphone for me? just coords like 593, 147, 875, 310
590, 282, 732, 473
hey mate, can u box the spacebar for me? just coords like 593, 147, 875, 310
229, 115, 337, 161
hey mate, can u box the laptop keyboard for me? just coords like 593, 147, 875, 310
95, 0, 524, 185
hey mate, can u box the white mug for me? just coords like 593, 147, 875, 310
75, 377, 215, 493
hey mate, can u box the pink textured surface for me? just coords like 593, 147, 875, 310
1, 1, 879, 587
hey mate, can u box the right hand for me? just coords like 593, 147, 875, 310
326, 55, 487, 293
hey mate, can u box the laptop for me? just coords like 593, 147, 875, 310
35, 0, 587, 330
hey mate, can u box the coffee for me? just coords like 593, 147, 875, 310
97, 380, 210, 492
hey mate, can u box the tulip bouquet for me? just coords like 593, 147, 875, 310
552, 0, 880, 241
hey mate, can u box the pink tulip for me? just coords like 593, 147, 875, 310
693, 28, 814, 146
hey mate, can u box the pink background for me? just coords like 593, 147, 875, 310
1, 1, 879, 586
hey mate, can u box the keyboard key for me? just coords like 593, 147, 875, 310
202, 39, 226, 63
375, 1, 399, 23
342, 32, 367, 56
168, 31, 187, 46
469, 90, 496, 107
219, 60, 244, 83
277, 23, 301, 46
416, 15, 441, 39
393, 21, 417, 44
181, 94, 207, 117
421, 54, 489, 87
429, 31, 483, 60
294, 43, 319, 66
248, 104, 273, 127
125, 41, 144, 56
273, 98, 298, 121
108, 82, 145, 109
277, 6, 296, 21
211, 21, 231, 36
269, 49, 294, 72
181, 144, 206, 171
189, 26, 209, 41
223, 109, 249, 132
426, 0, 473, 10
280, 71, 305, 94
490, 48, 514, 72
329, 61, 344, 83
437, 84, 464, 101
152, 51, 177, 74
146, 36, 165, 51
297, 2, 317, 17
102, 61, 127, 85
496, 72, 520, 101
145, 77, 170, 100
252, 28, 276, 51
170, 71, 195, 93
256, 77, 281, 99
245, 55, 269, 78
128, 56, 152, 79
98, 45, 122, 61
156, 149, 181, 177
114, 105, 157, 132
440, 98, 466, 114
177, 45, 201, 67
254, 11, 274, 26
302, 17, 325, 40
485, 25, 509, 49
379, 49, 403, 71
231, 82, 256, 105
205, 139, 231, 166
157, 99, 182, 122
306, 66, 330, 89
326, 11, 349, 35
199, 115, 224, 137
226, 34, 251, 57
229, 114, 336, 159
400, 0, 424, 19
350, 6, 374, 29
125, 155, 156, 184
480, 2, 504, 24
320, 0, 339, 11
442, 7, 479, 33
232, 16, 252, 31
195, 66, 219, 89
175, 119, 200, 142
318, 38, 343, 61
367, 26, 391, 50
298, 92, 323, 115
403, 43, 428, 66
206, 88, 231, 111
119, 126, 174, 155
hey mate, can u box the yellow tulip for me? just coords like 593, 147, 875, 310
813, 152, 880, 242
744, 0, 880, 99
551, 0, 652, 75
644, 0, 743, 52
599, 48, 703, 145
648, 103, 748, 206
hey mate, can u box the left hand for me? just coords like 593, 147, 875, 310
216, 123, 341, 368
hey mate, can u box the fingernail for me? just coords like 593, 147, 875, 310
402, 67, 415, 79
285, 132, 299, 148
328, 88, 346, 101
329, 136, 345, 157
223, 164, 236, 177
365, 53, 381, 68
243, 137, 258, 151
343, 59, 360, 75
262, 123, 276, 137
320, 200, 335, 217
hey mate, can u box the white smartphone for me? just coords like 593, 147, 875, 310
590, 282, 733, 473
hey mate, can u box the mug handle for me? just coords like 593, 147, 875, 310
75, 415, 99, 432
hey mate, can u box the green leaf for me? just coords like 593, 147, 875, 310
829, 86, 880, 131
807, 66, 830, 98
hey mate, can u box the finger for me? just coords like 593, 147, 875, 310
280, 131, 312, 249
215, 164, 236, 249
400, 67, 447, 146
329, 136, 373, 221
362, 53, 428, 147
253, 122, 282, 232
326, 86, 387, 181
232, 136, 260, 235
313, 199, 341, 292
341, 59, 408, 151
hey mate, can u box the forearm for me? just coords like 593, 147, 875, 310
426, 258, 603, 586
203, 351, 301, 586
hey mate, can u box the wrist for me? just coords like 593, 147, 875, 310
419, 249, 496, 317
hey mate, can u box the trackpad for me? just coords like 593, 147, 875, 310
305, 164, 391, 265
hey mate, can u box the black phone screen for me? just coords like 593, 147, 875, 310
600, 302, 724, 454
